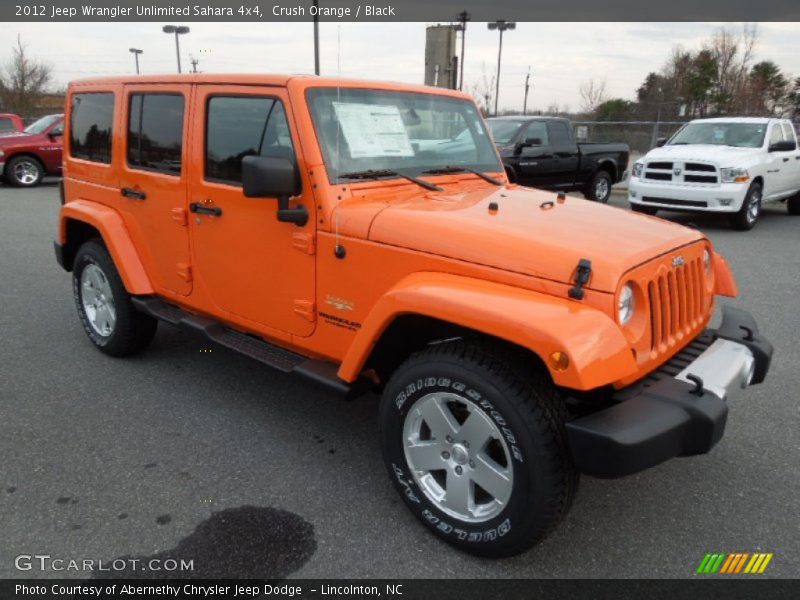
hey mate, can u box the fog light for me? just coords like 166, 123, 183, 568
718, 198, 733, 206
630, 190, 637, 198
549, 351, 570, 371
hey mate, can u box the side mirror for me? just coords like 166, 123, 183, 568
655, 137, 668, 147
49, 131, 63, 140
514, 138, 542, 155
768, 140, 796, 152
242, 155, 307, 226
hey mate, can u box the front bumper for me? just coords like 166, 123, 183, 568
566, 306, 773, 478
628, 178, 749, 212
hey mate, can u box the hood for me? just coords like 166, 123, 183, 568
351, 185, 703, 293
0, 131, 30, 140
643, 144, 761, 165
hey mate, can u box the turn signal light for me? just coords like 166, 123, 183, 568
549, 351, 570, 371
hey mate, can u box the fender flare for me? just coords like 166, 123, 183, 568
338, 272, 638, 390
59, 199, 153, 294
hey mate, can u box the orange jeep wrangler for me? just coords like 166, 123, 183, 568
55, 75, 773, 557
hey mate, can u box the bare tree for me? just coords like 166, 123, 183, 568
468, 63, 496, 117
578, 79, 607, 114
0, 35, 53, 115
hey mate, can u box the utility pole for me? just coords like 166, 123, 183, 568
488, 20, 515, 116
454, 10, 470, 91
313, 0, 320, 75
523, 67, 531, 115
129, 48, 143, 75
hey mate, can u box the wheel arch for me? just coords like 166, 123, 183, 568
59, 199, 153, 294
337, 272, 638, 391
4, 151, 45, 178
592, 159, 617, 182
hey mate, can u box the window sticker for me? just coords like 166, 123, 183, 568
333, 102, 414, 158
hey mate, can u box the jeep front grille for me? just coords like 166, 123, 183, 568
647, 257, 706, 352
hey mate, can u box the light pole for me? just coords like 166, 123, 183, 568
313, 0, 320, 75
162, 25, 190, 73
129, 48, 143, 75
454, 10, 470, 91
487, 20, 515, 116
523, 67, 531, 115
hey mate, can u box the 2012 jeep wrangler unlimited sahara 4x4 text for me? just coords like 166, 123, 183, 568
55, 75, 773, 557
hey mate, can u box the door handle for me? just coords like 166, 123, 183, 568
189, 202, 222, 216
121, 187, 146, 200
783, 157, 790, 162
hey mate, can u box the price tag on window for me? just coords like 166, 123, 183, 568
333, 102, 415, 158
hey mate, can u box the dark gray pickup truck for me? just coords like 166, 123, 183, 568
488, 116, 629, 203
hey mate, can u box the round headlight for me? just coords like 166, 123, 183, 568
618, 283, 635, 326
703, 249, 712, 274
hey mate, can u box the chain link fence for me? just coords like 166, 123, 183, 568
572, 121, 690, 155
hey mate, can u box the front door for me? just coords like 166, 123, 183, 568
188, 85, 316, 337
516, 121, 557, 186
119, 84, 193, 296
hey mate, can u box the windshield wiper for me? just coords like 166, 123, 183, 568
339, 169, 442, 191
422, 166, 503, 186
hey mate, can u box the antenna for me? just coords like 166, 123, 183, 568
334, 25, 342, 252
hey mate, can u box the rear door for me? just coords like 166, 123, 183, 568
118, 84, 192, 296
187, 85, 315, 337
780, 121, 800, 194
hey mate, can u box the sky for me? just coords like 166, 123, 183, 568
2, 21, 800, 112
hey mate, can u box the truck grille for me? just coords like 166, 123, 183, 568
647, 257, 706, 352
644, 160, 719, 184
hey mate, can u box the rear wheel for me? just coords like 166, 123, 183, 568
72, 239, 157, 356
585, 170, 612, 203
731, 182, 762, 230
380, 340, 578, 557
5, 155, 44, 187
631, 204, 658, 216
788, 193, 800, 215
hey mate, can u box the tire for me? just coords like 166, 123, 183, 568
788, 194, 800, 216
631, 204, 658, 216
380, 340, 578, 557
584, 170, 612, 203
5, 155, 44, 187
72, 239, 157, 357
730, 182, 762, 230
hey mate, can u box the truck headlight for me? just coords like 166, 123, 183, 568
632, 162, 644, 178
0, 149, 5, 158
618, 283, 635, 326
703, 249, 712, 274
720, 167, 749, 183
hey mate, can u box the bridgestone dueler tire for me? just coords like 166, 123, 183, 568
380, 340, 578, 557
73, 239, 157, 357
731, 182, 762, 231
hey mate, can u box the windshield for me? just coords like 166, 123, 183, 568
487, 119, 524, 144
669, 122, 767, 148
307, 87, 501, 182
24, 114, 62, 135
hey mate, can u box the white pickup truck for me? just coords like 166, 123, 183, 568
629, 117, 800, 229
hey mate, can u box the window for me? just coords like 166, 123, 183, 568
0, 117, 14, 132
769, 123, 786, 146
70, 93, 114, 163
546, 121, 572, 145
127, 94, 185, 175
205, 96, 295, 184
521, 122, 548, 145
781, 122, 797, 145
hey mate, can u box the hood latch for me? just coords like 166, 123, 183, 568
568, 258, 592, 300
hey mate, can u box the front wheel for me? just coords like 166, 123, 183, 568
731, 183, 762, 230
585, 170, 612, 203
73, 239, 157, 356
380, 341, 578, 557
5, 155, 44, 187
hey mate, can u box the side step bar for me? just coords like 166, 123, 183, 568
131, 296, 370, 400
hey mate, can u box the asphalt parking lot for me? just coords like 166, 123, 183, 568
1, 182, 798, 579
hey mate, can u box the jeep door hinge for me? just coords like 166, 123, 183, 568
293, 300, 316, 322
292, 232, 316, 255
568, 258, 592, 300
177, 263, 192, 283
171, 208, 188, 226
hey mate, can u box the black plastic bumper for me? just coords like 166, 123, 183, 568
566, 306, 773, 478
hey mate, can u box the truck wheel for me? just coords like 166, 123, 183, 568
788, 194, 800, 215
631, 204, 658, 216
585, 170, 612, 203
72, 239, 157, 357
731, 182, 762, 230
380, 340, 578, 557
5, 155, 44, 187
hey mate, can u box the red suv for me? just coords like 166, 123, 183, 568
0, 114, 64, 187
